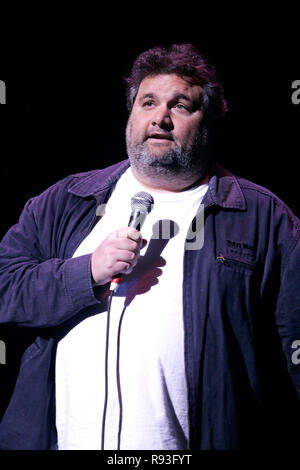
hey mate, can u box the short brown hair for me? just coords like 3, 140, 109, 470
125, 43, 228, 124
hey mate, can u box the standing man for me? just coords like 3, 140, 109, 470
0, 44, 299, 450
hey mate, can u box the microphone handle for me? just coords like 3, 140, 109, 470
109, 210, 146, 292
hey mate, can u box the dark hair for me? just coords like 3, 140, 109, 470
124, 43, 228, 123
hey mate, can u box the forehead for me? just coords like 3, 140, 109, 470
136, 73, 203, 101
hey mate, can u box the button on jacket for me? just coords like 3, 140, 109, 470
0, 159, 299, 450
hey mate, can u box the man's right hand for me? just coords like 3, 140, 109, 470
90, 227, 146, 286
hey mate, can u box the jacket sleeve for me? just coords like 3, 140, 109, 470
275, 228, 300, 398
0, 196, 101, 328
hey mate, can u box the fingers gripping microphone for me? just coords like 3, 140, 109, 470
109, 191, 154, 293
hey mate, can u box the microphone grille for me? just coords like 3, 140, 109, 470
130, 191, 154, 214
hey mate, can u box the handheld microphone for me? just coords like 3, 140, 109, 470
109, 191, 154, 293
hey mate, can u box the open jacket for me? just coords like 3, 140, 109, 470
0, 159, 299, 450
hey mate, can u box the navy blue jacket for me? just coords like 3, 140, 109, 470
0, 159, 300, 450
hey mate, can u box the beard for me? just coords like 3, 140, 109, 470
126, 124, 211, 183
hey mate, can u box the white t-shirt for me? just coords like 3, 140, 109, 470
55, 168, 208, 450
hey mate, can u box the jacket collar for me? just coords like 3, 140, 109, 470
68, 159, 130, 199
68, 158, 246, 211
203, 161, 246, 210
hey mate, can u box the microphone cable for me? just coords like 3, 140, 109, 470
101, 289, 113, 450
116, 305, 126, 450
100, 290, 126, 451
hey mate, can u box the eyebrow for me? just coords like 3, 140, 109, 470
172, 92, 192, 102
139, 92, 193, 103
139, 93, 156, 102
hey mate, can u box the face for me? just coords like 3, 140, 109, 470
126, 74, 209, 186
126, 73, 203, 157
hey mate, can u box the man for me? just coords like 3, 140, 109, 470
0, 44, 299, 450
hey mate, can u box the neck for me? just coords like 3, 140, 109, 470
131, 167, 209, 193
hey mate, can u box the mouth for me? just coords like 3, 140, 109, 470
147, 133, 174, 142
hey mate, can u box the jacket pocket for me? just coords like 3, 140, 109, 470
216, 253, 257, 272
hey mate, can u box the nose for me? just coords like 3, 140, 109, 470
151, 105, 173, 130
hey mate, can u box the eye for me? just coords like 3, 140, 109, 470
173, 103, 190, 112
142, 100, 155, 108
